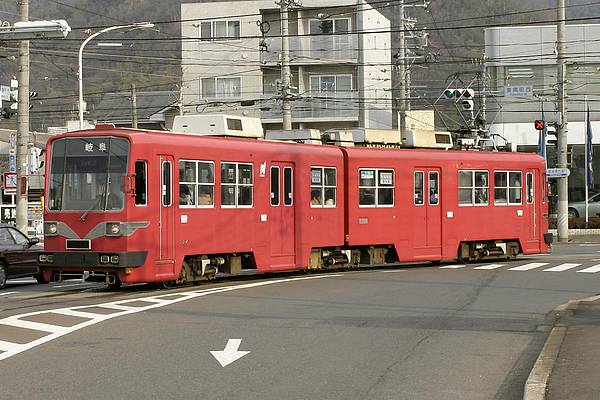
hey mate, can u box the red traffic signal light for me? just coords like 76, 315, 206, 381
534, 120, 545, 130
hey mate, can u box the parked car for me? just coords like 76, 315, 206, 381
568, 193, 600, 218
0, 224, 44, 289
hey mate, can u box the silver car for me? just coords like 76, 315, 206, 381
568, 193, 600, 218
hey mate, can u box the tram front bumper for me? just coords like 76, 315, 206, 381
37, 251, 148, 269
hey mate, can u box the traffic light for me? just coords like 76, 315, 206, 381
534, 120, 545, 130
442, 88, 474, 110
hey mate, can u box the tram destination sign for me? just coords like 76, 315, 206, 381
547, 168, 570, 178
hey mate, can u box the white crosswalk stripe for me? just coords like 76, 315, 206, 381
577, 264, 600, 273
474, 264, 505, 270
542, 263, 581, 272
508, 262, 549, 271
440, 264, 466, 269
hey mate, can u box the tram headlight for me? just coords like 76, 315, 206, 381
38, 254, 54, 264
100, 255, 110, 264
106, 222, 121, 236
110, 255, 120, 265
44, 222, 58, 236
38, 254, 47, 263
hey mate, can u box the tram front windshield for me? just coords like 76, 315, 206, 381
48, 137, 130, 211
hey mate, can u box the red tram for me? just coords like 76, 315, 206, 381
39, 126, 551, 288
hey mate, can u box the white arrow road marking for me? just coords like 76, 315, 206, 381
210, 339, 250, 367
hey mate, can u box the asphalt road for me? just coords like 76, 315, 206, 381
0, 241, 599, 400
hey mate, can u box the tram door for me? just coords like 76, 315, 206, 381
412, 168, 442, 258
525, 170, 540, 251
158, 155, 175, 264
269, 163, 296, 267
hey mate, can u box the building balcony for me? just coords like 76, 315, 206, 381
259, 36, 358, 65
260, 94, 359, 122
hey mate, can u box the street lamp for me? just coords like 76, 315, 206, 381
78, 22, 154, 129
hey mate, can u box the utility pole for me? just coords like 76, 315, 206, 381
15, 0, 29, 233
556, 0, 569, 242
131, 83, 138, 129
279, 0, 292, 130
392, 0, 407, 132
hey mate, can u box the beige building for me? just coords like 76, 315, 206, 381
181, 0, 392, 130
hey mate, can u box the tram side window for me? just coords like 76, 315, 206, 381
359, 168, 394, 207
179, 160, 214, 207
414, 171, 424, 205
162, 161, 172, 206
271, 166, 280, 206
221, 162, 253, 207
494, 171, 522, 205
527, 172, 534, 204
458, 170, 488, 206
284, 167, 293, 206
310, 167, 336, 207
429, 171, 439, 205
134, 161, 147, 206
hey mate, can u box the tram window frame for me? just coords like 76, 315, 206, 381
284, 167, 293, 206
221, 162, 253, 208
178, 160, 214, 208
134, 160, 147, 206
493, 171, 522, 206
310, 166, 337, 208
359, 168, 394, 208
526, 172, 534, 204
270, 166, 280, 206
429, 171, 439, 206
162, 161, 172, 207
414, 171, 424, 206
458, 170, 489, 206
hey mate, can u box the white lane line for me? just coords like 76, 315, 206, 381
579, 244, 600, 246
474, 264, 505, 270
0, 339, 22, 352
0, 274, 341, 362
380, 270, 406, 273
542, 263, 581, 272
0, 292, 18, 297
440, 264, 466, 269
0, 319, 70, 334
577, 264, 600, 273
508, 262, 549, 271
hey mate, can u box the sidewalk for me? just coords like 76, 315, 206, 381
539, 297, 600, 400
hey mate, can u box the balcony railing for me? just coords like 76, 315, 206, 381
260, 94, 359, 121
259, 35, 358, 64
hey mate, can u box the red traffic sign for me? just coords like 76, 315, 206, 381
534, 120, 545, 130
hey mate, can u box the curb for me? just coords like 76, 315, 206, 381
522, 294, 600, 400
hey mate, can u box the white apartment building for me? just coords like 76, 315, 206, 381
181, 0, 392, 130
485, 24, 600, 202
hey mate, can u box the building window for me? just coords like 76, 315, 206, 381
459, 170, 488, 206
359, 168, 394, 207
494, 171, 522, 205
310, 167, 336, 207
201, 77, 242, 98
179, 160, 215, 207
199, 19, 240, 41
308, 18, 350, 51
221, 162, 253, 207
309, 75, 352, 96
